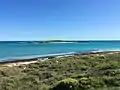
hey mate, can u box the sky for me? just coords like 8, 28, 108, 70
0, 0, 120, 41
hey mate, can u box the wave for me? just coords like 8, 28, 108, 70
0, 49, 120, 63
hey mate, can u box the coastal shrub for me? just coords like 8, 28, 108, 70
72, 74, 105, 89
73, 73, 90, 78
52, 78, 79, 90
102, 76, 120, 87
104, 69, 120, 76
78, 77, 105, 89
95, 61, 120, 70
38, 84, 50, 90
0, 70, 6, 76
96, 87, 120, 90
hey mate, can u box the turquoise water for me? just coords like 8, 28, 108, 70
0, 41, 120, 62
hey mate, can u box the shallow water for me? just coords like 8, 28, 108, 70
0, 41, 120, 61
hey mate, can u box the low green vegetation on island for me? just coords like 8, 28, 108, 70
0, 52, 120, 90
0, 40, 89, 44
40, 40, 89, 43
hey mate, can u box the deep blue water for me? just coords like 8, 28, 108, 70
0, 41, 120, 62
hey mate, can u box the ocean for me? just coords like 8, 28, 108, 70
0, 41, 120, 62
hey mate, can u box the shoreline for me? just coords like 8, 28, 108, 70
0, 50, 119, 67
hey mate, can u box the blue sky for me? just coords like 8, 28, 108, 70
0, 0, 120, 41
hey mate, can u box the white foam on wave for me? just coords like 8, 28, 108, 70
0, 52, 76, 62
0, 49, 120, 62
97, 49, 120, 52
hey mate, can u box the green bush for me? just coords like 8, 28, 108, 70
104, 69, 120, 76
78, 77, 105, 89
52, 78, 79, 90
38, 84, 50, 90
95, 61, 120, 70
102, 76, 120, 86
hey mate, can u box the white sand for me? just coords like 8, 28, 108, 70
3, 60, 38, 67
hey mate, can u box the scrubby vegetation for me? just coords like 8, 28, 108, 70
0, 51, 120, 90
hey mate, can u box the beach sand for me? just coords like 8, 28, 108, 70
2, 60, 38, 67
